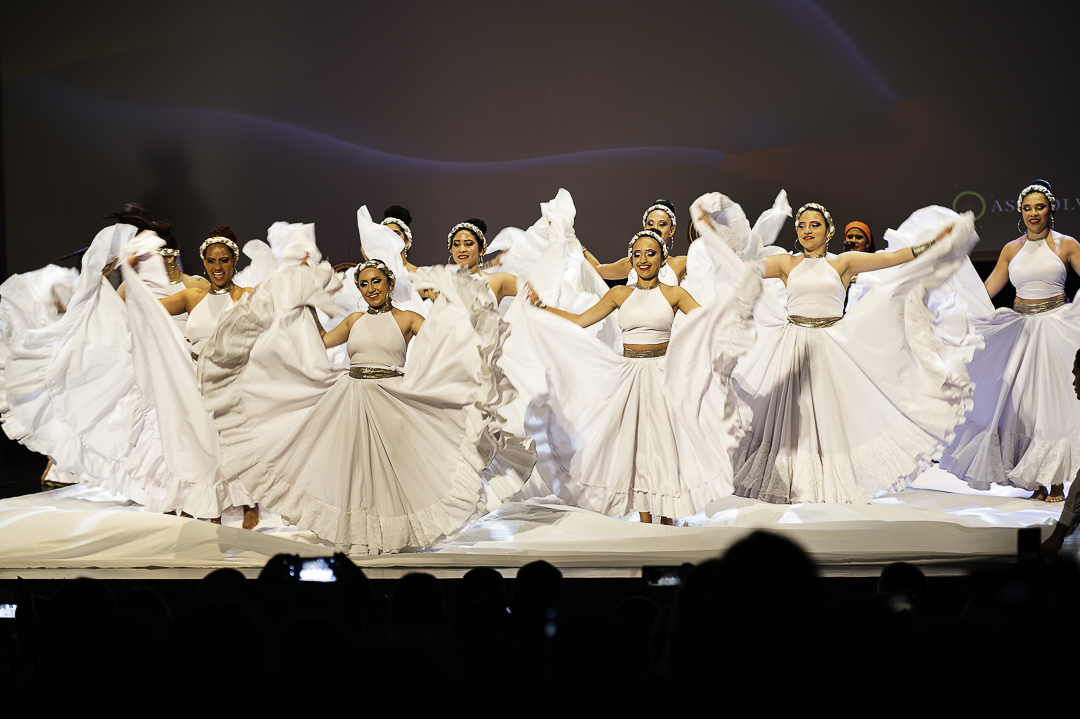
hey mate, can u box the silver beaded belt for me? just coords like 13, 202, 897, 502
788, 315, 842, 328
1013, 296, 1067, 314
349, 366, 404, 379
623, 347, 667, 358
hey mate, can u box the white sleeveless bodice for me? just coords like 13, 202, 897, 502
1009, 236, 1066, 300
618, 287, 674, 344
787, 257, 845, 317
186, 292, 235, 357
628, 263, 679, 286
346, 312, 407, 369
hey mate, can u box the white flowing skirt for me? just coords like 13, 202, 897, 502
520, 259, 762, 518
939, 300, 1080, 490
201, 265, 534, 554
732, 210, 982, 504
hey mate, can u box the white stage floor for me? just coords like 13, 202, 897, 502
0, 468, 1063, 579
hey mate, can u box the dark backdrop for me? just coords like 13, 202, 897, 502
3, 0, 1079, 278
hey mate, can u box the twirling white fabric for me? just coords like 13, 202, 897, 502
480, 190, 625, 503
232, 221, 322, 288
199, 263, 534, 554
729, 204, 982, 504
938, 231, 1080, 491
120, 243, 254, 517
0, 263, 80, 466
0, 224, 152, 502
517, 200, 763, 518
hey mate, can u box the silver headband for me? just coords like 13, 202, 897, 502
380, 217, 413, 247
447, 222, 487, 254
627, 229, 668, 262
796, 203, 835, 240
158, 248, 180, 257
354, 259, 396, 291
642, 203, 677, 237
199, 236, 239, 259
1017, 184, 1056, 212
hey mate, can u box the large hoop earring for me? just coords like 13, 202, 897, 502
1017, 218, 1025, 235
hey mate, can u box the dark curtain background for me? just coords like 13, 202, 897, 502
3, 0, 1079, 276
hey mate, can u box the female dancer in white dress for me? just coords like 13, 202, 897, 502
523, 225, 762, 522
198, 259, 534, 553
938, 181, 1080, 501
448, 218, 520, 303
153, 225, 259, 527
586, 199, 687, 285
159, 226, 254, 360
727, 199, 980, 504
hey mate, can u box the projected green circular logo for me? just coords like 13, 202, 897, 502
952, 191, 986, 220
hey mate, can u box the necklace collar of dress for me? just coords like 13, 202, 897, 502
803, 251, 827, 259
1025, 233, 1049, 242
366, 303, 393, 315
208, 284, 233, 295
635, 282, 661, 290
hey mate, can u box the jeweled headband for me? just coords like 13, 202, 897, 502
199, 236, 239, 259
796, 202, 835, 240
158, 248, 180, 257
627, 229, 668, 262
1017, 184, 1056, 212
447, 222, 487, 254
354, 259, 397, 291
380, 217, 413, 247
642, 203, 677, 236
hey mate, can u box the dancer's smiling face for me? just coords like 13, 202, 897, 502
796, 210, 828, 254
644, 210, 675, 241
1021, 192, 1051, 236
450, 230, 481, 270
357, 267, 391, 308
631, 237, 664, 281
202, 244, 236, 288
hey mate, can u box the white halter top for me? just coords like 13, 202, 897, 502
619, 287, 674, 344
186, 292, 235, 357
1009, 236, 1066, 300
346, 312, 407, 370
787, 257, 845, 317
628, 262, 679, 287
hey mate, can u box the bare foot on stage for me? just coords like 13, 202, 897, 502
639, 512, 652, 524
242, 505, 259, 530
1031, 485, 1066, 502
210, 517, 221, 525
660, 517, 673, 526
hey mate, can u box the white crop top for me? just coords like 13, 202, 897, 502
1009, 237, 1066, 300
618, 287, 674, 344
186, 292, 235, 357
346, 311, 407, 370
786, 257, 845, 317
